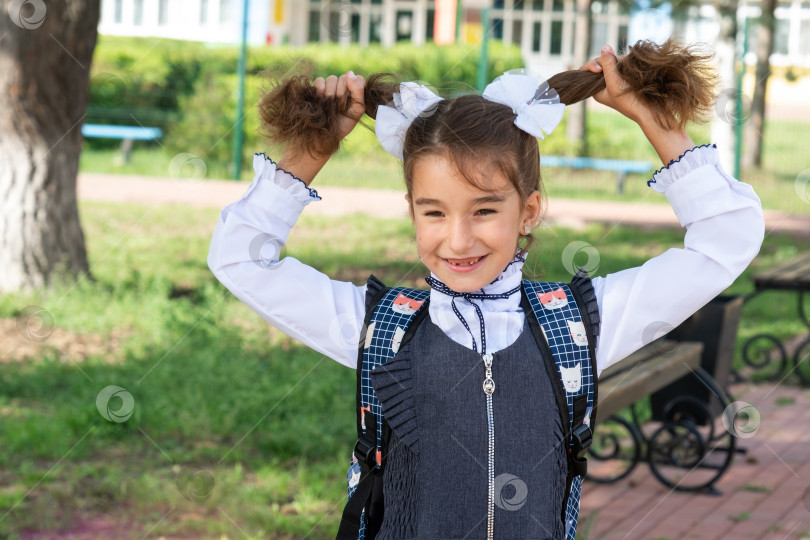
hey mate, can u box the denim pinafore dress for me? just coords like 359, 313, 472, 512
367, 275, 598, 539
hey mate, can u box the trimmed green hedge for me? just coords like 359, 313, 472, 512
88, 36, 524, 172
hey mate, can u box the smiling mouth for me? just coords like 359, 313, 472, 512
444, 255, 486, 267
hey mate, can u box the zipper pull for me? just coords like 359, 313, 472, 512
482, 353, 495, 395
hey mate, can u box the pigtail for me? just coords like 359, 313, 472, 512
548, 39, 719, 130
258, 68, 400, 157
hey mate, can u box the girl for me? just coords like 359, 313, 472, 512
208, 41, 764, 539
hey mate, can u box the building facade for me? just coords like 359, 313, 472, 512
98, 0, 810, 70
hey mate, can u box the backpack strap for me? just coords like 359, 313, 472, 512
336, 277, 429, 540
521, 272, 599, 540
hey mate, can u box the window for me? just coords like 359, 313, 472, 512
133, 0, 143, 25
531, 0, 542, 11
512, 19, 523, 47
492, 17, 503, 39
351, 12, 361, 42
532, 21, 541, 52
801, 20, 810, 56
158, 0, 168, 25
370, 12, 382, 43
773, 18, 790, 55
550, 20, 562, 55
427, 8, 436, 40
200, 0, 208, 24
308, 9, 321, 41
591, 21, 607, 57
396, 10, 413, 42
618, 23, 628, 52
553, 0, 564, 12
114, 0, 123, 23
220, 0, 230, 23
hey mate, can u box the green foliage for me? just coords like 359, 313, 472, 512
88, 36, 523, 173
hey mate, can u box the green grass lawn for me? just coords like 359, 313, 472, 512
0, 201, 806, 538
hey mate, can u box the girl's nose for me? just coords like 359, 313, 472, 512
447, 218, 475, 254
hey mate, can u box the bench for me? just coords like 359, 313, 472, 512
81, 124, 163, 163
589, 340, 739, 493
741, 251, 810, 384
540, 155, 653, 194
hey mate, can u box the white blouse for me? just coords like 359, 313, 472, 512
207, 145, 765, 377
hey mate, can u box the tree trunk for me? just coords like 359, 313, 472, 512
710, 0, 739, 175
0, 0, 99, 293
742, 0, 776, 169
566, 0, 593, 154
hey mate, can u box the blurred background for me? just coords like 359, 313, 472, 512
0, 0, 809, 538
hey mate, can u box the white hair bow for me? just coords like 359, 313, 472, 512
374, 73, 565, 158
375, 82, 444, 159
483, 72, 565, 139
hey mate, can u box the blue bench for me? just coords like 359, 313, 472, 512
540, 155, 653, 194
81, 124, 163, 163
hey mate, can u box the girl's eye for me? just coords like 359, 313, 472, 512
476, 209, 496, 216
424, 211, 444, 217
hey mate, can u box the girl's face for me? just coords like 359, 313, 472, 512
408, 154, 541, 293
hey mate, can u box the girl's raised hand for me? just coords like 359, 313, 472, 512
581, 44, 693, 164
313, 71, 366, 140
580, 45, 658, 128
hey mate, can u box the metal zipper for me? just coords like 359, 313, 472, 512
482, 352, 495, 540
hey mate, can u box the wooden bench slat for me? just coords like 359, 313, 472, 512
753, 252, 810, 290
596, 341, 703, 419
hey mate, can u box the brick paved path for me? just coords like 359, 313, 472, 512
579, 383, 810, 540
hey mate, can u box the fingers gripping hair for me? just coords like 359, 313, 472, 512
548, 39, 719, 130
258, 70, 400, 158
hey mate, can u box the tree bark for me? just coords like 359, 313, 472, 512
566, 0, 593, 154
0, 0, 99, 292
742, 0, 776, 169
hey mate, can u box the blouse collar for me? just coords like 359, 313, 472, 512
427, 252, 525, 313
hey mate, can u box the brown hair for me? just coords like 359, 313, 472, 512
259, 39, 717, 252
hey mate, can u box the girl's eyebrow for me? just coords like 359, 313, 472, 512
413, 194, 507, 206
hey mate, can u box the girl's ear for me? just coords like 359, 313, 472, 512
523, 190, 542, 228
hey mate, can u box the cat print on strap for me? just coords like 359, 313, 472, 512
391, 326, 405, 353
560, 363, 582, 393
538, 287, 568, 310
567, 320, 588, 347
391, 293, 425, 315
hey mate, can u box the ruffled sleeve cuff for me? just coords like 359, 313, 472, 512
646, 144, 718, 193
570, 269, 600, 338
370, 351, 419, 453
240, 153, 321, 227
645, 144, 743, 227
